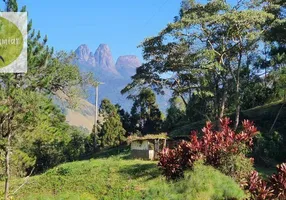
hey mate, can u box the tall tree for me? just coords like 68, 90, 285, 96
97, 99, 126, 148
0, 89, 40, 199
0, 1, 94, 198
261, 0, 286, 134
115, 104, 132, 136
164, 97, 186, 131
264, 0, 286, 66
122, 0, 273, 129
129, 88, 163, 134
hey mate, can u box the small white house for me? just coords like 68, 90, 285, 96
128, 134, 167, 160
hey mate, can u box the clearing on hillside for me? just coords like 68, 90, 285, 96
2, 148, 246, 200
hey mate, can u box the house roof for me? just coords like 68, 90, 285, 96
127, 133, 168, 144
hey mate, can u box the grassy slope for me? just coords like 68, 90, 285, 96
241, 101, 286, 135
4, 148, 245, 200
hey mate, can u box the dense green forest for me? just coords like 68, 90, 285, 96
1, 0, 286, 199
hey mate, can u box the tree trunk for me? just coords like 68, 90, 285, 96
234, 75, 241, 130
234, 100, 240, 131
219, 86, 227, 119
234, 49, 242, 131
92, 126, 98, 153
214, 79, 220, 125
93, 85, 99, 152
4, 132, 11, 200
179, 95, 188, 107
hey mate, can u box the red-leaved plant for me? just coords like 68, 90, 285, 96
245, 163, 286, 200
245, 171, 274, 199
158, 118, 258, 180
158, 117, 286, 199
158, 148, 183, 180
270, 163, 286, 199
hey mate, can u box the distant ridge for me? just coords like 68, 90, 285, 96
74, 43, 143, 110
56, 44, 171, 131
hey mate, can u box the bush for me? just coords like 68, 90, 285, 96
158, 118, 258, 181
253, 131, 284, 166
271, 163, 286, 199
245, 167, 274, 199
25, 126, 89, 173
9, 150, 35, 178
157, 148, 184, 180
245, 163, 286, 200
64, 128, 87, 161
159, 117, 286, 199
218, 153, 254, 184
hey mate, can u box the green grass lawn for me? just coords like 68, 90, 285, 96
2, 148, 246, 200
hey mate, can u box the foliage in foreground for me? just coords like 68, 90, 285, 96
158, 118, 257, 181
159, 118, 286, 199
245, 163, 286, 200
2, 152, 245, 200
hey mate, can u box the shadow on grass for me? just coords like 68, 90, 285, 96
255, 164, 276, 179
119, 162, 161, 181
94, 145, 130, 158
81, 145, 131, 160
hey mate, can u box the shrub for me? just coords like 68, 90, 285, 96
158, 118, 258, 180
245, 163, 286, 200
252, 131, 284, 166
218, 153, 254, 184
159, 118, 286, 199
245, 171, 274, 199
64, 129, 87, 161
11, 150, 36, 177
270, 163, 286, 199
158, 148, 184, 180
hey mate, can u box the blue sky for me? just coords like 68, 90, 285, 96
19, 0, 181, 61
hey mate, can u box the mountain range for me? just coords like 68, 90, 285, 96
75, 44, 141, 79
75, 44, 140, 109
74, 44, 169, 111
55, 44, 170, 132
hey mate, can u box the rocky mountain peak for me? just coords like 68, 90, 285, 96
75, 44, 90, 62
115, 55, 141, 77
74, 44, 141, 78
116, 55, 141, 68
87, 52, 96, 67
96, 44, 111, 52
72, 43, 170, 117
94, 44, 115, 70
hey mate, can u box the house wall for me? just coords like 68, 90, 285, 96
131, 141, 149, 150
130, 139, 166, 160
131, 149, 155, 160
130, 140, 155, 160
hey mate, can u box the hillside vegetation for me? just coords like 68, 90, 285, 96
170, 101, 286, 137
3, 149, 245, 200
